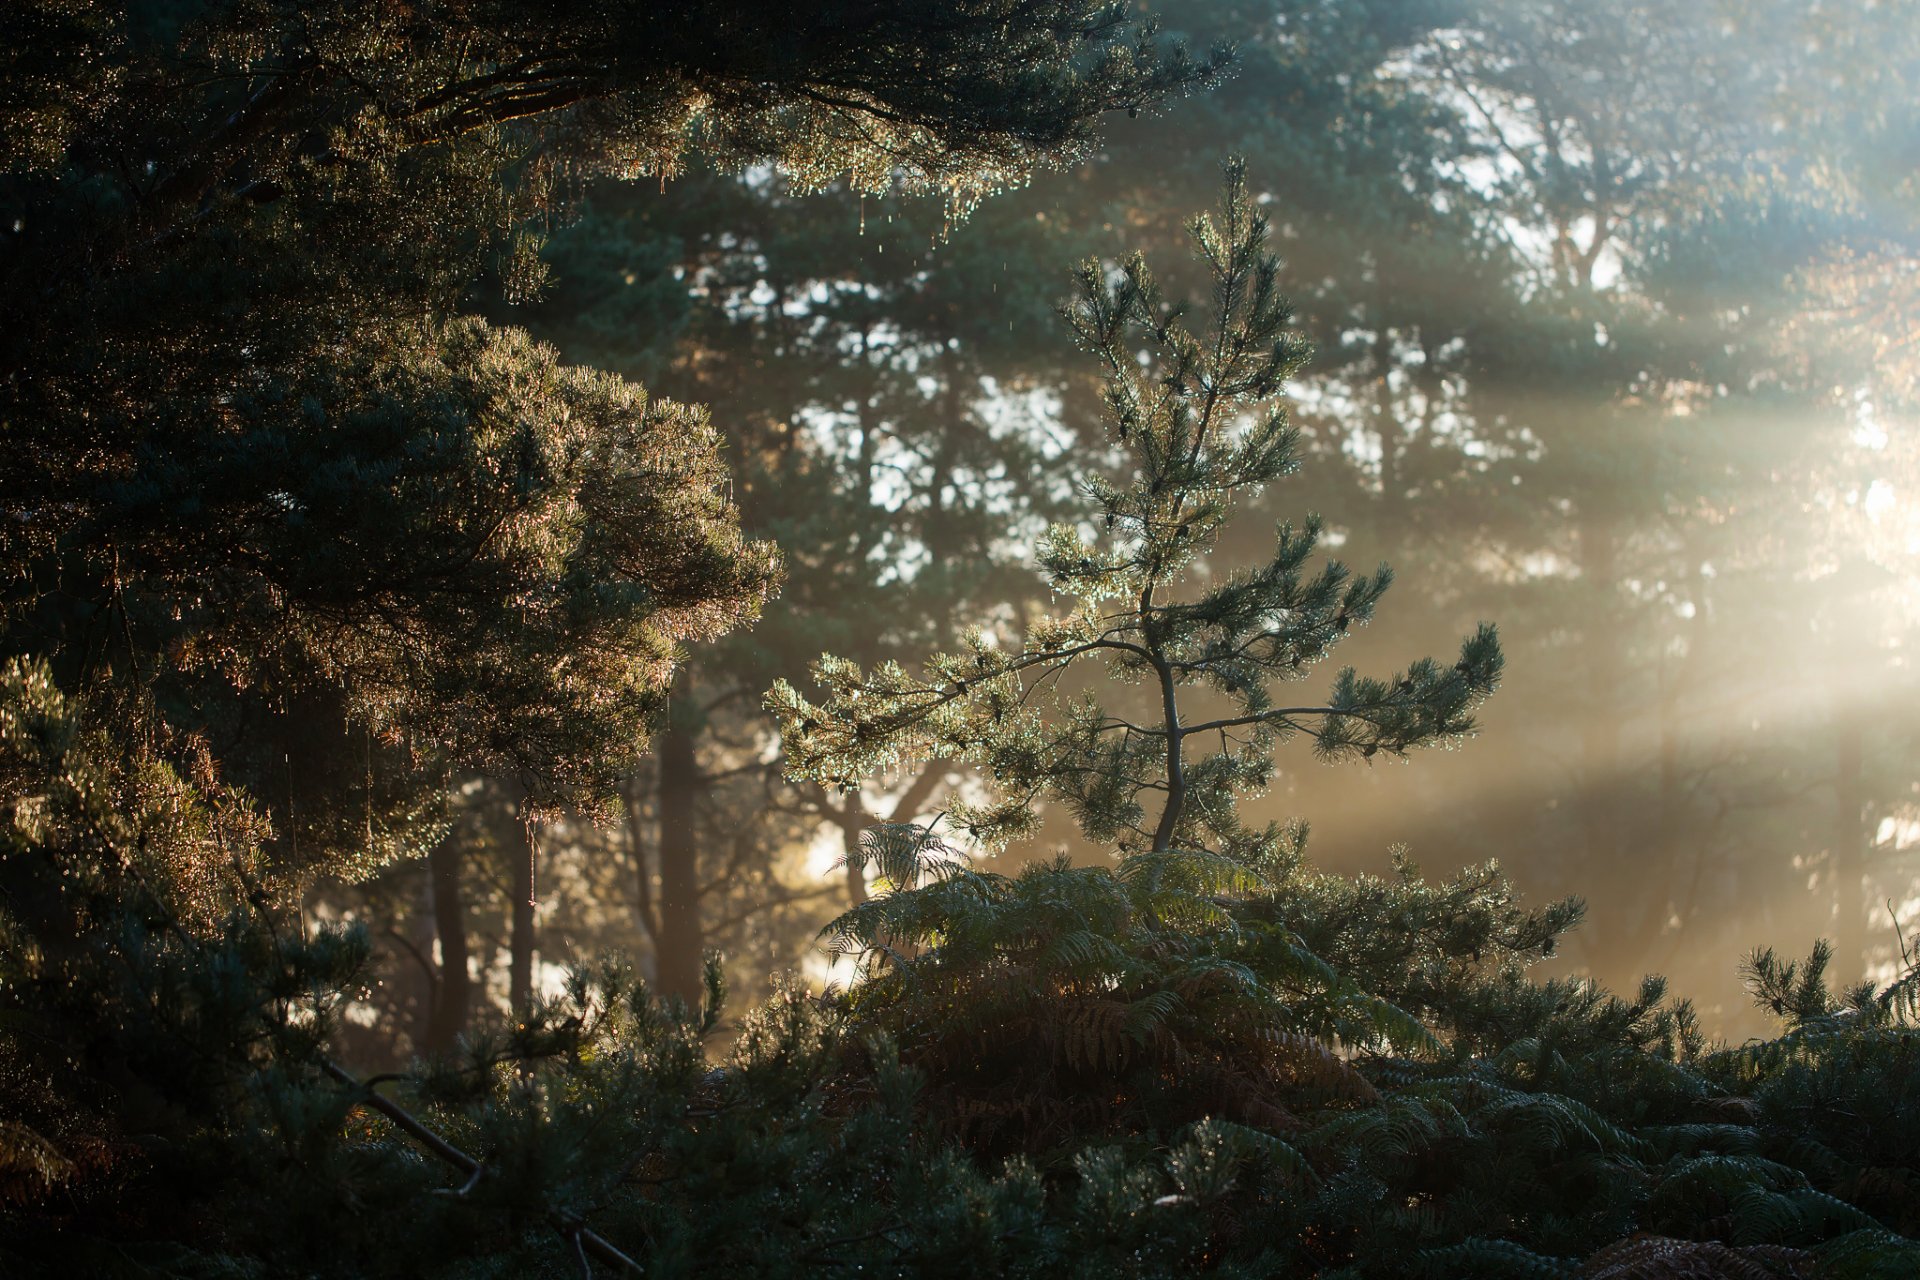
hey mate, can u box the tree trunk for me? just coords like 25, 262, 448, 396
842, 819, 868, 906
422, 834, 472, 1052
1627, 697, 1686, 968
1372, 325, 1408, 545
508, 817, 535, 1015
621, 774, 662, 984
1833, 703, 1867, 980
400, 864, 439, 1055
655, 687, 705, 1006
1578, 511, 1624, 871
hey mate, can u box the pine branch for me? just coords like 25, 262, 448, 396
321, 1058, 642, 1275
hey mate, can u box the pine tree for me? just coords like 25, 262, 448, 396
771, 161, 1502, 863
460, 164, 1108, 1008
0, 2, 1222, 1262
746, 168, 1920, 1279
761, 162, 1501, 1159
1061, 0, 1916, 1017
0, 0, 1221, 865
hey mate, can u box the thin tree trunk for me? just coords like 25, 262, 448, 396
1624, 695, 1686, 966
1833, 704, 1867, 980
1372, 324, 1407, 543
655, 687, 704, 1006
422, 835, 471, 1052
841, 820, 868, 906
401, 863, 440, 1054
622, 775, 662, 983
1152, 651, 1186, 852
1578, 511, 1624, 871
508, 817, 535, 1015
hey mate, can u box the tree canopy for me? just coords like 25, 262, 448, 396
0, 0, 1221, 860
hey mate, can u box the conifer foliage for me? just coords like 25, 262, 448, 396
771, 162, 1503, 859
0, 0, 1221, 854
0, 4, 1222, 1271
757, 169, 1920, 1278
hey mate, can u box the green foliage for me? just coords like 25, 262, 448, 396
0, 0, 1215, 862
765, 801, 1920, 1277
821, 823, 1395, 1156
4, 8, 1917, 1277
771, 162, 1502, 858
742, 162, 1920, 1279
0, 4, 1224, 1271
6, 463, 1920, 1280
237, 822, 1876, 1278
0, 653, 374, 1254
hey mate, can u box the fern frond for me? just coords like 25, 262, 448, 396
1578, 1234, 1813, 1280
1654, 1153, 1807, 1207
1119, 848, 1270, 900
1416, 1236, 1577, 1278
852, 821, 966, 893
1814, 1227, 1920, 1280
1727, 1186, 1881, 1246
1061, 998, 1135, 1073
1191, 1117, 1321, 1190
1637, 1123, 1764, 1159
1330, 984, 1444, 1057
1475, 1091, 1637, 1156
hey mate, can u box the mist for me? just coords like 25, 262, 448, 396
361, 0, 1918, 1052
